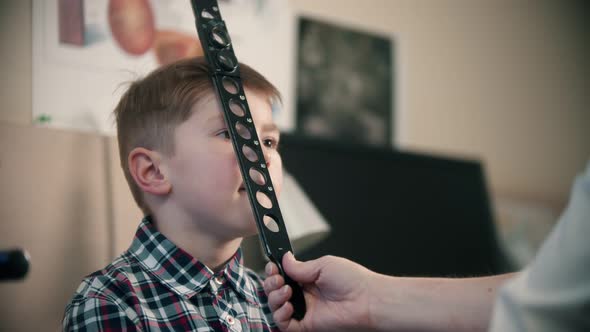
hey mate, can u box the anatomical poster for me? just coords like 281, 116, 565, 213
33, 0, 295, 134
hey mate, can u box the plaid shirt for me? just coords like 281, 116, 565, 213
63, 217, 278, 331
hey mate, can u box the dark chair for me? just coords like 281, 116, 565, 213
280, 134, 514, 277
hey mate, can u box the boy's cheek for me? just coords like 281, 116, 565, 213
273, 154, 284, 194
270, 165, 284, 197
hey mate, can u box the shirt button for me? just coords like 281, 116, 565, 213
214, 276, 223, 285
227, 315, 235, 325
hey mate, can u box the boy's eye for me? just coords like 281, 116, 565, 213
216, 129, 230, 140
263, 138, 279, 149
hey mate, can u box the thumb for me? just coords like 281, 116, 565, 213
282, 252, 321, 284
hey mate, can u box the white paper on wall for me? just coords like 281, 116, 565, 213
32, 0, 297, 134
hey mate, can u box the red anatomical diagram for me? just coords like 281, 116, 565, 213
107, 0, 202, 65
108, 0, 155, 56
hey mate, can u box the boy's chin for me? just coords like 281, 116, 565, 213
230, 215, 259, 238
244, 218, 260, 237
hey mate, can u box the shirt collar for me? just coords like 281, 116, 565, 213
224, 247, 261, 306
128, 216, 260, 306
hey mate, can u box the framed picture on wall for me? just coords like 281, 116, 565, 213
295, 16, 394, 146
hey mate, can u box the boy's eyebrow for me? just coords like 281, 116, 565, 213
206, 113, 279, 134
261, 123, 279, 133
205, 113, 226, 126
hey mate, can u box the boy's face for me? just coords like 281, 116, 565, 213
162, 89, 283, 239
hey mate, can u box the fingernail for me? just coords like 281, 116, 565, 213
282, 285, 289, 294
265, 262, 272, 276
285, 251, 294, 261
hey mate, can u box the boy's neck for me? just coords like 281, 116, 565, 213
150, 214, 243, 273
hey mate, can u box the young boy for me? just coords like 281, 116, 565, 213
63, 57, 284, 331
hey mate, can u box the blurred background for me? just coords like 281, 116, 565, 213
1, 0, 588, 330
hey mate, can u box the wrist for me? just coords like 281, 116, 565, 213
367, 274, 440, 332
366, 272, 399, 331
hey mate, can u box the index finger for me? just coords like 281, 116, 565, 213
265, 261, 279, 277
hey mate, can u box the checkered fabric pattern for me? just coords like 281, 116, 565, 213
63, 217, 278, 331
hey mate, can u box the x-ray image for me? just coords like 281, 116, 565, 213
296, 17, 393, 146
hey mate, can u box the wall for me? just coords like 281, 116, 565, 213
0, 124, 112, 331
0, 0, 588, 330
0, 0, 32, 125
290, 0, 589, 209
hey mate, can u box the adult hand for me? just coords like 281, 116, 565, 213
263, 252, 376, 332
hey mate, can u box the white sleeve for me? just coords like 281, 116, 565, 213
489, 162, 590, 331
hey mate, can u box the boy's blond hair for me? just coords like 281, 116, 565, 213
114, 57, 280, 214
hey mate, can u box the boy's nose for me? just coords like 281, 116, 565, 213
263, 149, 271, 167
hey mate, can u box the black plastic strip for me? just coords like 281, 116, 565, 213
190, 0, 306, 320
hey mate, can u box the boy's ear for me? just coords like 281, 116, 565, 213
128, 147, 172, 196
